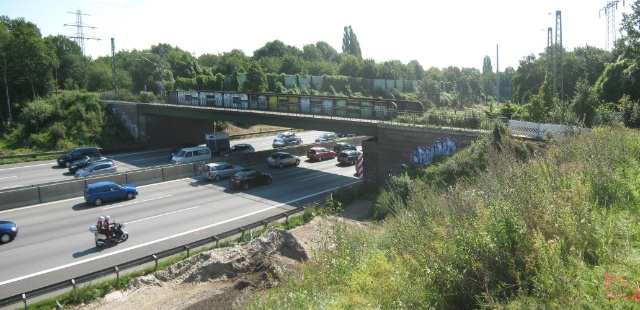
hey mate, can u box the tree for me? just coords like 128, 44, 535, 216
511, 54, 547, 104
338, 54, 363, 77
242, 62, 267, 92
342, 25, 362, 58
315, 41, 338, 61
280, 54, 308, 75
45, 35, 88, 90
302, 44, 323, 62
361, 58, 378, 79
482, 56, 493, 75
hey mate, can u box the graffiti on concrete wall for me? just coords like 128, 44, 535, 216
409, 136, 458, 166
109, 105, 139, 139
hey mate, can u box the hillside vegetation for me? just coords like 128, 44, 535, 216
248, 125, 640, 309
0, 91, 133, 156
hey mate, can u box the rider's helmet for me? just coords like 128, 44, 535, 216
99, 216, 105, 221
105, 215, 111, 221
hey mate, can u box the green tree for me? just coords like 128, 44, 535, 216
512, 54, 547, 104
45, 35, 88, 90
242, 62, 267, 92
482, 55, 493, 74
315, 41, 338, 61
342, 25, 362, 58
280, 54, 307, 75
338, 54, 363, 77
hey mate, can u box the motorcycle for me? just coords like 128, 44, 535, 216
89, 221, 129, 247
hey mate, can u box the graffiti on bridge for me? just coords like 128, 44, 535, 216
409, 136, 458, 166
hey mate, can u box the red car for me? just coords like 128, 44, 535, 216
307, 147, 336, 162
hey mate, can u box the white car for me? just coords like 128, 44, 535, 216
267, 152, 300, 168
202, 162, 243, 182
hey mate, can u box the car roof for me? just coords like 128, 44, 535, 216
208, 161, 230, 166
272, 151, 289, 155
180, 146, 209, 151
86, 181, 115, 188
309, 147, 326, 150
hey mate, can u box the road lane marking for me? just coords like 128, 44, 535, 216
300, 174, 327, 182
101, 195, 173, 210
0, 180, 361, 286
0, 176, 18, 180
0, 162, 54, 171
130, 156, 168, 162
124, 205, 200, 224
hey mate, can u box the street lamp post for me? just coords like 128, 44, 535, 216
138, 54, 165, 97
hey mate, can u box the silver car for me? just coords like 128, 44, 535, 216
267, 152, 300, 168
202, 162, 243, 182
74, 162, 118, 178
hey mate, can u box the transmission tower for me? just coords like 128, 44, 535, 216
64, 9, 100, 55
600, 0, 625, 50
546, 27, 553, 73
553, 11, 563, 102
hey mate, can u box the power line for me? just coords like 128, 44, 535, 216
64, 9, 101, 56
599, 0, 625, 50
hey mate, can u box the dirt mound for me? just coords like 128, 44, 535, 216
73, 200, 374, 310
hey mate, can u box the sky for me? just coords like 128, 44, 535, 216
1, 0, 635, 71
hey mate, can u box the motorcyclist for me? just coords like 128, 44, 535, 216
96, 216, 105, 234
103, 215, 114, 238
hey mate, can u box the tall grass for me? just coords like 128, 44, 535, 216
248, 125, 640, 309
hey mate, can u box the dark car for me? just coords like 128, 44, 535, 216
84, 181, 138, 206
229, 168, 272, 190
222, 143, 255, 157
68, 156, 112, 173
57, 146, 101, 167
333, 142, 357, 153
168, 143, 199, 160
0, 221, 18, 244
337, 150, 362, 166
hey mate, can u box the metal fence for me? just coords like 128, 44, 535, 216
0, 199, 317, 308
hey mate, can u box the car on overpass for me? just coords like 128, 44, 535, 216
315, 133, 339, 142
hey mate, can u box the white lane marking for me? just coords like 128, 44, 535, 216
0, 180, 361, 286
0, 162, 54, 171
0, 176, 18, 180
130, 156, 168, 162
0, 184, 27, 190
100, 195, 173, 211
300, 174, 328, 182
108, 149, 172, 158
124, 206, 200, 224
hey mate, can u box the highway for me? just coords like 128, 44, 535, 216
0, 130, 329, 190
0, 130, 359, 300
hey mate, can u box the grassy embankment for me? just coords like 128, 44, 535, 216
249, 125, 640, 309
0, 91, 134, 164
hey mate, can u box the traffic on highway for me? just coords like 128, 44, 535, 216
0, 130, 362, 301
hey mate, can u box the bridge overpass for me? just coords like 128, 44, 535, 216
105, 100, 493, 185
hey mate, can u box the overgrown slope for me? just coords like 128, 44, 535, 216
0, 91, 134, 154
249, 125, 640, 309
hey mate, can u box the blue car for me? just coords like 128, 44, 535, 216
0, 221, 18, 244
84, 181, 138, 206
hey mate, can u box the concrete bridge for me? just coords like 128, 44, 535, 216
104, 100, 494, 185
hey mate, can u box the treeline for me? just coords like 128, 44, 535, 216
4, 3, 640, 128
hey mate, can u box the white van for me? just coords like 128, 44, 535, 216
171, 146, 211, 164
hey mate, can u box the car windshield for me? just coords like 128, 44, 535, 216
270, 153, 284, 159
175, 150, 187, 157
273, 138, 285, 142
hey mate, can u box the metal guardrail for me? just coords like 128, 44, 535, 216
0, 200, 315, 308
